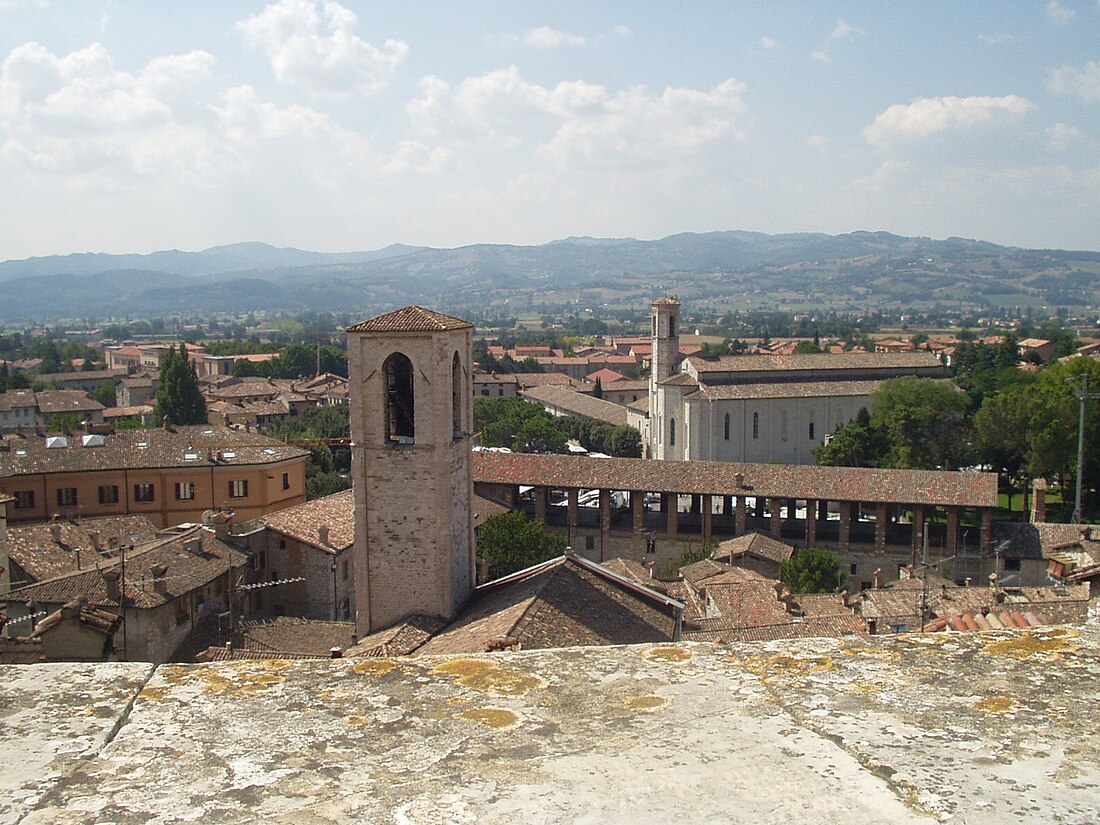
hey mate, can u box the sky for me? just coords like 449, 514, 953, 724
0, 1, 1099, 259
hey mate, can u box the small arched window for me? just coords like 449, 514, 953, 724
383, 352, 415, 443
451, 351, 462, 438
780, 410, 788, 441
752, 411, 759, 439
669, 316, 677, 337
669, 417, 677, 447
723, 412, 730, 441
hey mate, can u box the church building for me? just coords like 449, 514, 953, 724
634, 297, 946, 464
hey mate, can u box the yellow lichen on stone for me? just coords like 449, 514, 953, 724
138, 686, 172, 702
974, 695, 1017, 713
460, 708, 519, 729
432, 658, 542, 696
623, 695, 666, 712
200, 667, 285, 697
983, 628, 1080, 661
642, 646, 692, 664
839, 645, 900, 661
352, 659, 399, 676
727, 653, 835, 681
345, 714, 370, 727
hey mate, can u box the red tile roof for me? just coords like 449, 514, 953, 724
346, 305, 473, 333
472, 451, 999, 507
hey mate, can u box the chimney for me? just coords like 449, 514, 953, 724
734, 473, 744, 490
185, 536, 203, 555
773, 581, 785, 601
50, 523, 62, 543
1031, 478, 1047, 524
152, 564, 168, 594
872, 568, 883, 589
103, 569, 121, 601
89, 532, 102, 552
318, 525, 330, 546
211, 508, 233, 540
1082, 526, 1093, 541
965, 577, 972, 587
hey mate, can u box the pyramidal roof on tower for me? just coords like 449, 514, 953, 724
346, 305, 473, 333
652, 295, 680, 306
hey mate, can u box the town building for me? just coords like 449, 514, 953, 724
0, 389, 104, 433
0, 425, 308, 527
2, 524, 248, 663
640, 296, 946, 463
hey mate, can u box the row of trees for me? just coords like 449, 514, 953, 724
474, 397, 643, 457
814, 357, 1100, 514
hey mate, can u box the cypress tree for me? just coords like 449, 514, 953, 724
154, 343, 208, 425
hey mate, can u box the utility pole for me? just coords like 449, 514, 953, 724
1067, 376, 1100, 524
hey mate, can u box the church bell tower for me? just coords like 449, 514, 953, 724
346, 306, 475, 635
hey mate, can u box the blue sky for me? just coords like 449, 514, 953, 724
1, 1, 1098, 258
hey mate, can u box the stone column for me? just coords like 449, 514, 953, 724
875, 504, 888, 552
633, 491, 646, 532
769, 498, 782, 539
980, 508, 993, 558
702, 494, 713, 541
599, 489, 611, 560
912, 505, 925, 554
567, 489, 579, 533
839, 501, 852, 552
665, 493, 678, 539
806, 499, 817, 546
535, 487, 548, 523
735, 496, 747, 536
946, 506, 959, 555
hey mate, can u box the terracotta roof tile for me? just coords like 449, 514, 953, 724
688, 352, 942, 374
6, 515, 159, 583
694, 379, 892, 400
347, 305, 473, 333
714, 532, 794, 565
521, 385, 629, 426
472, 451, 999, 507
262, 489, 355, 552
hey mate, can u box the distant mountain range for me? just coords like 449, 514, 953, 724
1, 231, 1097, 321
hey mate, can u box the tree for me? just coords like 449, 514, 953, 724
813, 408, 889, 467
47, 413, 83, 434
793, 340, 822, 354
593, 376, 603, 399
780, 547, 842, 594
973, 387, 1031, 511
153, 344, 208, 426
476, 511, 566, 580
93, 383, 116, 408
870, 376, 971, 470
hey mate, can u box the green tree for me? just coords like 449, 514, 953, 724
813, 408, 890, 467
973, 386, 1031, 511
153, 344, 208, 426
593, 376, 603, 399
47, 414, 83, 434
93, 383, 116, 408
476, 511, 566, 580
475, 397, 568, 453
780, 547, 842, 594
793, 340, 822, 354
870, 376, 971, 469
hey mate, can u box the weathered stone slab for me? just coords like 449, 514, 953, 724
5, 623, 1100, 824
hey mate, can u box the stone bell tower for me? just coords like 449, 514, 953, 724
346, 305, 475, 635
648, 296, 681, 459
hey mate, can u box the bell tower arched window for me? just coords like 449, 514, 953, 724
752, 411, 759, 439
669, 417, 677, 447
723, 412, 730, 441
383, 352, 415, 443
451, 351, 463, 438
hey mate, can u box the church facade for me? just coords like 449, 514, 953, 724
634, 298, 946, 464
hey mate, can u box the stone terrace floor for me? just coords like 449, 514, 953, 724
2, 621, 1099, 824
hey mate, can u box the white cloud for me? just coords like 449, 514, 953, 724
236, 0, 407, 97
0, 42, 220, 179
1048, 61, 1100, 102
978, 32, 1016, 46
760, 36, 779, 49
805, 134, 828, 156
1045, 122, 1085, 151
0, 0, 48, 8
852, 158, 909, 193
613, 24, 632, 39
863, 95, 1034, 147
828, 19, 864, 41
811, 51, 830, 64
407, 67, 749, 169
523, 26, 586, 48
1045, 0, 1075, 24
